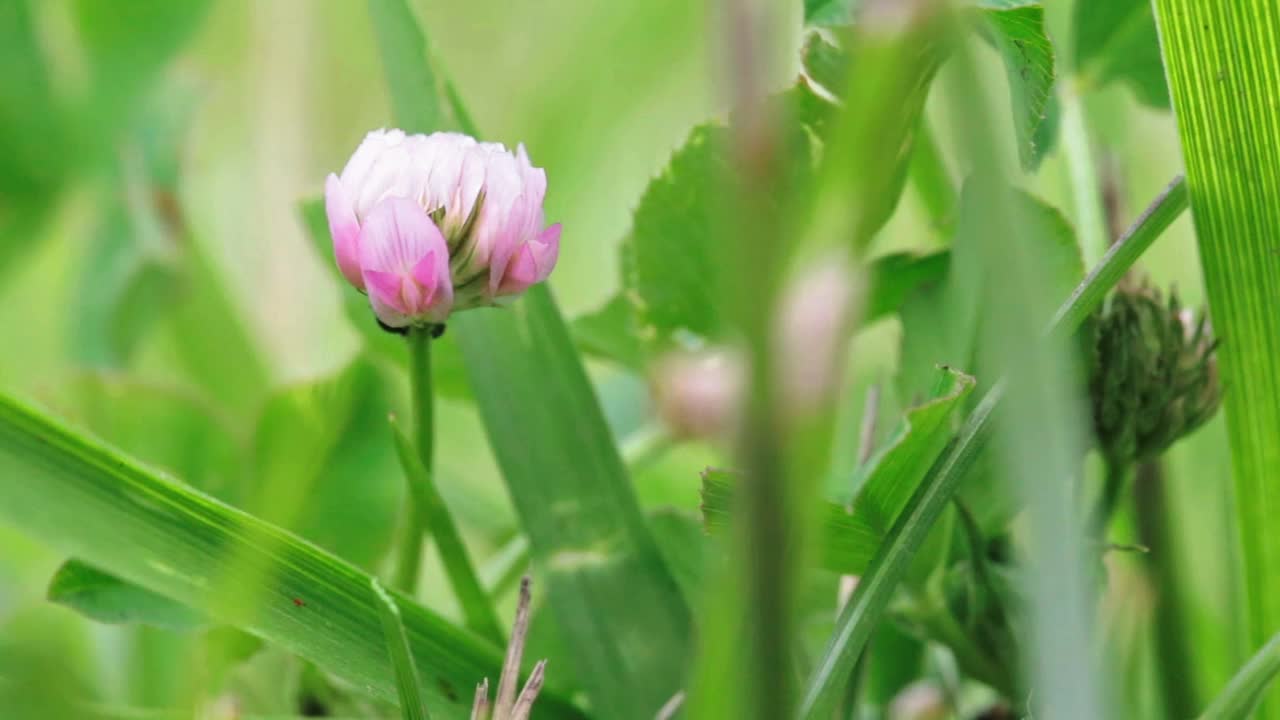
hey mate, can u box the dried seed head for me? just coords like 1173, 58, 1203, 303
474, 576, 550, 720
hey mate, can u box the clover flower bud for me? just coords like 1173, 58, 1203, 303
651, 350, 745, 441
325, 129, 561, 328
1089, 283, 1222, 464
889, 682, 948, 720
775, 254, 857, 416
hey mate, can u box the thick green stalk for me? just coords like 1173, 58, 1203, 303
1152, 4, 1280, 714
396, 328, 504, 645
1090, 461, 1131, 539
1134, 460, 1201, 718
798, 176, 1189, 718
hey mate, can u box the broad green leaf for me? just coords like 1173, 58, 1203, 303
453, 290, 693, 719
701, 366, 975, 575
48, 558, 207, 631
252, 358, 402, 572
0, 392, 586, 720
898, 185, 1082, 405
804, 0, 855, 26
622, 125, 731, 347
805, 16, 946, 253
299, 198, 471, 401
863, 252, 949, 324
1153, 3, 1280, 714
571, 295, 645, 371
621, 114, 944, 351
978, 3, 1057, 170
847, 367, 976, 529
1074, 0, 1170, 108
622, 90, 821, 352
802, 31, 849, 93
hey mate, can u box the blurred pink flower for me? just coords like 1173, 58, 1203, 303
325, 129, 561, 326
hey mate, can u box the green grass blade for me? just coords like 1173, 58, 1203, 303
367, 0, 444, 132
373, 577, 433, 720
361, 0, 695, 712
47, 558, 208, 631
1152, 4, 1280, 714
797, 175, 1189, 718
389, 416, 505, 645
1201, 633, 1280, 720
0, 393, 586, 720
453, 291, 694, 718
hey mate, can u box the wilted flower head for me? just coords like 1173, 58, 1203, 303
1089, 283, 1222, 464
325, 129, 561, 328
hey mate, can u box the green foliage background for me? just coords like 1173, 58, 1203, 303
0, 0, 1251, 718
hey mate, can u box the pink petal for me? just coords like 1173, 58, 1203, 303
364, 269, 405, 312
364, 269, 412, 327
358, 196, 447, 273
325, 174, 364, 290
358, 196, 453, 324
410, 249, 454, 321
496, 223, 561, 297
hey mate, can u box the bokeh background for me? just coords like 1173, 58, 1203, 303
0, 1, 1234, 717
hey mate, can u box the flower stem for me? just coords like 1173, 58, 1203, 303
1091, 459, 1131, 539
394, 328, 434, 593
1133, 459, 1201, 718
395, 327, 505, 645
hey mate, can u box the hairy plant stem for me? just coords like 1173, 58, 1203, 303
395, 327, 505, 645
1133, 459, 1201, 718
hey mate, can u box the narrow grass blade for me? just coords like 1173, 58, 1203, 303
373, 577, 433, 720
367, 0, 444, 132
1152, 4, 1280, 714
0, 393, 586, 720
1201, 634, 1280, 720
390, 415, 505, 645
798, 176, 1189, 718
